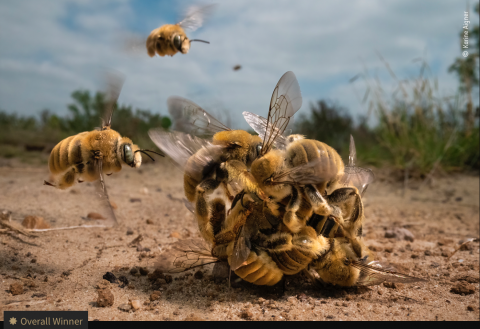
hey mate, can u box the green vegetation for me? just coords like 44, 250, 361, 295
295, 4, 479, 177
0, 89, 171, 163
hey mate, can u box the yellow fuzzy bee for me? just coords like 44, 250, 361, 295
44, 72, 163, 223
146, 4, 214, 57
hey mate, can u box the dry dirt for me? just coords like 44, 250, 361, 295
1, 157, 479, 321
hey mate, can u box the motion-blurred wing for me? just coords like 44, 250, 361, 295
261, 71, 302, 154
156, 238, 219, 273
348, 134, 357, 166
271, 157, 339, 186
339, 135, 374, 196
102, 70, 125, 130
242, 111, 289, 149
177, 4, 216, 31
148, 128, 224, 180
339, 167, 375, 196
230, 225, 251, 271
168, 96, 231, 138
351, 260, 427, 286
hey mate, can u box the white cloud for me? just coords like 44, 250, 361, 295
0, 0, 477, 131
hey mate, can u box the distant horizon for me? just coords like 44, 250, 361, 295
0, 0, 478, 130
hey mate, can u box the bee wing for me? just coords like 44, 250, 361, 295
350, 260, 427, 286
261, 71, 302, 154
230, 225, 252, 271
339, 166, 375, 196
177, 4, 216, 31
183, 198, 195, 214
340, 135, 375, 196
168, 96, 231, 138
156, 238, 220, 273
101, 70, 125, 130
242, 111, 289, 149
148, 128, 224, 179
88, 157, 117, 226
272, 157, 339, 186
348, 134, 357, 166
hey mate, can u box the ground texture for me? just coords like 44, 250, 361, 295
1, 157, 479, 321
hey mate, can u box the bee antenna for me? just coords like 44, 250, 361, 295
135, 149, 165, 161
190, 39, 210, 44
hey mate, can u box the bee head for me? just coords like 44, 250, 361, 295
172, 33, 190, 54
119, 140, 142, 168
246, 136, 263, 167
119, 138, 164, 168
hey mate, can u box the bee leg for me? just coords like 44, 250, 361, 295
283, 186, 305, 233
327, 187, 363, 237
302, 268, 327, 289
221, 160, 266, 201
304, 184, 336, 217
292, 226, 330, 257
222, 182, 234, 201
195, 179, 222, 244
257, 232, 294, 253
57, 168, 77, 190
43, 180, 56, 188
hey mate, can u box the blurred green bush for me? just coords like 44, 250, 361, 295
0, 89, 171, 157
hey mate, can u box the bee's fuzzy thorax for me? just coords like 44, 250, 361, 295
212, 130, 255, 163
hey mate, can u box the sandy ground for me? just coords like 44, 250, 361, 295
1, 157, 479, 321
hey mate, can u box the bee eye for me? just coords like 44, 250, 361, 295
173, 35, 182, 50
256, 144, 262, 156
123, 144, 134, 165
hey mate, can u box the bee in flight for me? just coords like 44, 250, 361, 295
44, 72, 163, 224
146, 4, 215, 57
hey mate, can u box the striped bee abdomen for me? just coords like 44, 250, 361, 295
48, 132, 88, 175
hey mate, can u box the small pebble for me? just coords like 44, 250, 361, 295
130, 299, 141, 311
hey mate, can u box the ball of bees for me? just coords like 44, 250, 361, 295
146, 4, 215, 57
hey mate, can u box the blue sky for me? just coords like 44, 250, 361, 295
0, 0, 478, 130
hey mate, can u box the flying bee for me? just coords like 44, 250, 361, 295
44, 72, 163, 223
146, 4, 215, 57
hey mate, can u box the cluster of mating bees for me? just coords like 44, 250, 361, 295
43, 6, 425, 288
149, 71, 425, 288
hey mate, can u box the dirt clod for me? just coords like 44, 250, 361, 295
383, 282, 404, 289
22, 216, 50, 229
129, 267, 139, 275
118, 276, 128, 288
150, 291, 161, 301
165, 275, 172, 283
169, 231, 181, 239
194, 270, 204, 280
450, 282, 476, 295
453, 274, 479, 283
148, 269, 165, 281
385, 227, 414, 241
96, 288, 114, 307
139, 267, 149, 276
240, 310, 253, 320
86, 212, 106, 220
126, 229, 134, 235
103, 272, 118, 284
146, 219, 153, 225
10, 282, 24, 295
467, 305, 476, 311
